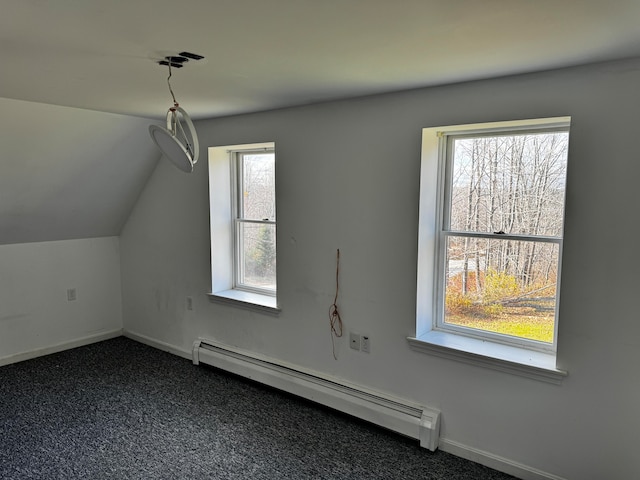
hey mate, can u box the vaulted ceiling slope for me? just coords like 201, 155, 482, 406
2, 0, 640, 119
0, 98, 160, 245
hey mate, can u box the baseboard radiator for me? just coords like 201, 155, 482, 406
192, 339, 440, 451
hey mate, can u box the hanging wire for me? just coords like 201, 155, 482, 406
164, 61, 193, 156
167, 61, 178, 106
329, 249, 344, 360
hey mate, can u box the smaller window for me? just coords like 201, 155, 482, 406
232, 149, 277, 295
208, 142, 278, 312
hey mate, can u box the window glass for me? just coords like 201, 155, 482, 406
444, 236, 560, 344
240, 153, 276, 221
237, 222, 276, 290
235, 150, 276, 294
438, 126, 569, 348
448, 132, 568, 236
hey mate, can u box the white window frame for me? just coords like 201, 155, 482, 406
409, 118, 570, 383
231, 148, 277, 297
208, 142, 279, 313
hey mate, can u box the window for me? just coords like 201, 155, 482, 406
232, 149, 276, 295
208, 142, 278, 312
411, 118, 570, 381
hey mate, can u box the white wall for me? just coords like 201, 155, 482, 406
0, 237, 123, 364
120, 58, 640, 479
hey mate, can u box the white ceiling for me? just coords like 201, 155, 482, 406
2, 0, 640, 120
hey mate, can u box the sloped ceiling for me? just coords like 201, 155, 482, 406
0, 98, 160, 245
2, 1, 640, 245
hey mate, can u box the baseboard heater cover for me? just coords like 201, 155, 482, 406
192, 339, 440, 451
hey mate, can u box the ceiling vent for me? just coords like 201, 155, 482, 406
157, 52, 205, 69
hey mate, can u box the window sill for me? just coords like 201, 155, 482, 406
407, 331, 567, 384
207, 290, 280, 315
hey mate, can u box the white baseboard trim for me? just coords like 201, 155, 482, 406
0, 328, 123, 367
122, 329, 191, 360
439, 438, 567, 480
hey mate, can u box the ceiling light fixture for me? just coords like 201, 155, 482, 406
148, 55, 201, 173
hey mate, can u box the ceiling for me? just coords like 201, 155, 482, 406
2, 0, 640, 120
0, 97, 160, 245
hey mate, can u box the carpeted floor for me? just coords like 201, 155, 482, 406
0, 337, 515, 479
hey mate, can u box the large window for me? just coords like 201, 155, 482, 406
413, 118, 571, 374
233, 149, 276, 295
437, 124, 568, 351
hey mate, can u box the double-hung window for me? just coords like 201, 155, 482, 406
413, 118, 570, 379
208, 142, 278, 312
232, 149, 277, 295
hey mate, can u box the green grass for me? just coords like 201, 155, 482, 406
445, 297, 555, 343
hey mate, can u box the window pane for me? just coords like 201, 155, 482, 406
443, 235, 558, 343
238, 222, 276, 290
449, 132, 568, 237
241, 153, 275, 221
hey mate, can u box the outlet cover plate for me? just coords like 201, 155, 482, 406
350, 332, 361, 350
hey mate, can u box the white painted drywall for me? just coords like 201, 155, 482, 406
0, 237, 123, 362
120, 58, 640, 479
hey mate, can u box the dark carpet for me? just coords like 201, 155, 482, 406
0, 337, 515, 479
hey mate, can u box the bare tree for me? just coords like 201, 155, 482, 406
448, 131, 568, 300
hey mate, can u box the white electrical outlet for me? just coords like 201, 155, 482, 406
349, 332, 361, 351
361, 335, 370, 353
